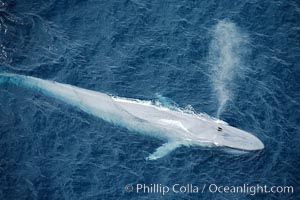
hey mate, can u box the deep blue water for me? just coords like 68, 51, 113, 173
0, 0, 299, 199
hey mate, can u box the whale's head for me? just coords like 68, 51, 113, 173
170, 116, 264, 151
212, 124, 264, 151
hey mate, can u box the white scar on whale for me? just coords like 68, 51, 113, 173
0, 73, 264, 160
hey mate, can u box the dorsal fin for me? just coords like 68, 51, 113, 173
154, 94, 178, 110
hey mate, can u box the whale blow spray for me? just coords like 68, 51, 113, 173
209, 20, 249, 117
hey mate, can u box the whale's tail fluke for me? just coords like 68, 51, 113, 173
0, 73, 45, 90
0, 72, 113, 119
0, 73, 79, 104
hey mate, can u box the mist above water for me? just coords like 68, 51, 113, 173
209, 20, 249, 118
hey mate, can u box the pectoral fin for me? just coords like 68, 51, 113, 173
147, 142, 182, 160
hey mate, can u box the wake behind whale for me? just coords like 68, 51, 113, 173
209, 20, 250, 117
0, 73, 264, 160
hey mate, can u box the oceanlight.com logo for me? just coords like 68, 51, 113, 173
208, 184, 294, 196
124, 183, 294, 196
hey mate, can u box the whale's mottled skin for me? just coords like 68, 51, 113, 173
0, 73, 264, 160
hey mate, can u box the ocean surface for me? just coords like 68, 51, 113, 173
0, 0, 299, 199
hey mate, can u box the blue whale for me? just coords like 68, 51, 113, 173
0, 73, 264, 160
